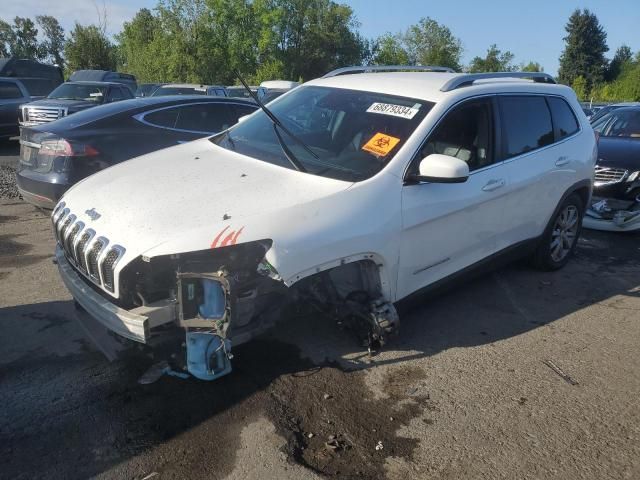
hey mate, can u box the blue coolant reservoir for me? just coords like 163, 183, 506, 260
198, 279, 226, 319
186, 332, 232, 381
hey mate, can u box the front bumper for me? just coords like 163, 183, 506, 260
56, 246, 150, 343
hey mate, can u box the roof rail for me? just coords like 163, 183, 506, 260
440, 72, 556, 92
322, 65, 455, 78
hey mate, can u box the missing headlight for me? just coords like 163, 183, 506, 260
177, 271, 231, 335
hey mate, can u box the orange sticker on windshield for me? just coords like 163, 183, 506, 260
362, 133, 401, 156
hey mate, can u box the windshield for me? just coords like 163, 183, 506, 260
153, 87, 207, 96
226, 87, 255, 98
48, 83, 106, 102
592, 109, 640, 138
210, 85, 433, 181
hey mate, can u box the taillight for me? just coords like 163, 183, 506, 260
39, 139, 73, 156
39, 139, 100, 157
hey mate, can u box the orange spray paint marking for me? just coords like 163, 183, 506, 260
211, 226, 245, 248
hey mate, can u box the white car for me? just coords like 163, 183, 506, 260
52, 68, 596, 380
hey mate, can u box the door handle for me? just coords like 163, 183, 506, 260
555, 156, 570, 167
482, 178, 506, 192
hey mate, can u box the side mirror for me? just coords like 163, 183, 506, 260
413, 154, 469, 183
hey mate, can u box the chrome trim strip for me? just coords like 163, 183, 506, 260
413, 257, 451, 275
19, 140, 41, 149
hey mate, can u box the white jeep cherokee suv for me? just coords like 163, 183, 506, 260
52, 68, 596, 380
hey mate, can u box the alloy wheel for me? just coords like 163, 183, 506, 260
550, 205, 579, 262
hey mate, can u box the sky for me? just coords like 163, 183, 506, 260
2, 0, 639, 76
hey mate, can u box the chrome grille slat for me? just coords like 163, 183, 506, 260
64, 221, 83, 262
87, 238, 107, 283
22, 106, 65, 125
100, 246, 125, 292
54, 207, 124, 296
59, 214, 76, 254
75, 229, 95, 273
594, 167, 627, 186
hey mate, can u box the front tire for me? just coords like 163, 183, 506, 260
531, 193, 584, 271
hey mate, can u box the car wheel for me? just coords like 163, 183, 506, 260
531, 193, 584, 271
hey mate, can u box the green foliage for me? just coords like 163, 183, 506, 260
558, 9, 608, 90
36, 16, 65, 66
117, 0, 365, 84
370, 33, 409, 65
571, 75, 588, 100
64, 23, 117, 72
0, 19, 15, 57
467, 44, 515, 73
403, 18, 462, 70
11, 17, 40, 59
606, 45, 632, 81
521, 61, 543, 72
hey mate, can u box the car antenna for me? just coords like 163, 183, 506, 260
234, 70, 318, 160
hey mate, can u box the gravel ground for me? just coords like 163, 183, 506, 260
0, 165, 21, 199
1, 192, 640, 479
0, 140, 20, 199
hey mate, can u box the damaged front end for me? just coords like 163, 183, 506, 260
123, 240, 287, 381
584, 195, 640, 232
63, 235, 399, 382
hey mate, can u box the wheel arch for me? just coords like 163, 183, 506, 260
284, 252, 394, 301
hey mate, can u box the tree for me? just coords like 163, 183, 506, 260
467, 44, 515, 72
117, 8, 162, 81
403, 17, 462, 71
558, 9, 608, 90
571, 75, 588, 100
263, 0, 366, 81
0, 19, 16, 57
606, 45, 633, 81
36, 16, 65, 65
12, 17, 39, 59
521, 61, 543, 72
65, 23, 117, 71
371, 33, 409, 65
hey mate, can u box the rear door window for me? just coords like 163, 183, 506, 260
548, 97, 579, 140
499, 96, 554, 159
231, 104, 258, 120
174, 103, 234, 133
0, 81, 23, 99
143, 107, 179, 128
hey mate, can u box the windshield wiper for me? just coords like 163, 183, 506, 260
235, 71, 317, 172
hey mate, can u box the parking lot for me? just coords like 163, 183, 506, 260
1, 141, 640, 479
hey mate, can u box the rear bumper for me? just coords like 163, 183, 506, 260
15, 168, 69, 209
56, 246, 150, 343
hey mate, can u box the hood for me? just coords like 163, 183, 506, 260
597, 137, 640, 171
25, 98, 100, 111
60, 138, 352, 263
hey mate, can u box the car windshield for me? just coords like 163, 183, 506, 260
48, 83, 106, 102
210, 85, 433, 182
226, 87, 255, 98
153, 87, 207, 96
592, 109, 640, 138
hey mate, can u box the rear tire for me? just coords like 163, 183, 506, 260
531, 193, 584, 271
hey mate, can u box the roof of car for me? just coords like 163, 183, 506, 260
61, 81, 128, 87
159, 83, 210, 88
307, 72, 570, 103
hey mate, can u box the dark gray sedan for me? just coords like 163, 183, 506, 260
16, 96, 258, 208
